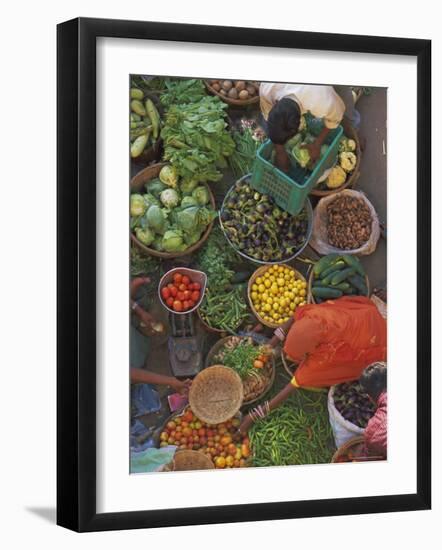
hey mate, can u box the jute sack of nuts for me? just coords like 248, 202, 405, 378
309, 189, 381, 256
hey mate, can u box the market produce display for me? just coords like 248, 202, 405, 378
161, 95, 235, 190
207, 79, 260, 102
229, 119, 266, 178
158, 406, 251, 469
311, 253, 368, 302
160, 271, 203, 313
130, 165, 217, 253
249, 264, 307, 326
326, 194, 372, 249
333, 381, 376, 428
211, 336, 274, 403
220, 179, 310, 263
196, 226, 250, 332
250, 389, 334, 467
129, 85, 162, 159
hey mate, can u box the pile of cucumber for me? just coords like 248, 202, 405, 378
130, 87, 162, 159
311, 254, 368, 302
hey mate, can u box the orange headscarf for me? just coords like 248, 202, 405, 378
284, 296, 387, 388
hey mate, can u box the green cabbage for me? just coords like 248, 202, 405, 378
160, 188, 180, 208
144, 178, 167, 198
145, 204, 168, 234
175, 206, 216, 234
180, 180, 199, 194
192, 185, 210, 206
159, 165, 178, 188
162, 229, 186, 252
292, 145, 311, 169
143, 193, 160, 210
130, 194, 146, 217
134, 227, 155, 246
180, 196, 198, 208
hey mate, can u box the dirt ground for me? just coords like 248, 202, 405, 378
131, 87, 388, 437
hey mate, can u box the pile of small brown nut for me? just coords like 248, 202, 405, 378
327, 195, 372, 249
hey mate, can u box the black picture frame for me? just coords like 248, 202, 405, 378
57, 17, 431, 532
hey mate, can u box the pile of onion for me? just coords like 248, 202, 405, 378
209, 79, 260, 101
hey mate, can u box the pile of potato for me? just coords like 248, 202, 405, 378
209, 79, 260, 101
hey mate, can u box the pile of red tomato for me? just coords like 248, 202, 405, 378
160, 272, 202, 313
159, 407, 251, 469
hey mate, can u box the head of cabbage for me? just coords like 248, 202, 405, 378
159, 165, 178, 188
134, 227, 155, 246
130, 194, 146, 217
180, 196, 198, 208
143, 193, 160, 210
160, 188, 180, 208
161, 229, 186, 252
292, 144, 311, 169
145, 204, 168, 234
192, 186, 210, 206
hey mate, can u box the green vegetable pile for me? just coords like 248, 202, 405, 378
196, 226, 250, 332
130, 246, 163, 278
161, 96, 235, 190
160, 78, 207, 109
229, 120, 265, 178
215, 338, 262, 380
250, 389, 334, 466
130, 165, 217, 253
311, 254, 368, 303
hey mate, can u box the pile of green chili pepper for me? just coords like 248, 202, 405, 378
199, 285, 249, 333
249, 389, 335, 466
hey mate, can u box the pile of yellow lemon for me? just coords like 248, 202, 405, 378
250, 265, 307, 325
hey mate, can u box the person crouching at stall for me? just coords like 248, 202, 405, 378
359, 362, 387, 458
239, 296, 387, 434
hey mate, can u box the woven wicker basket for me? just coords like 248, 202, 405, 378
204, 80, 260, 107
130, 163, 216, 258
307, 267, 370, 304
189, 365, 244, 425
331, 436, 366, 463
205, 336, 276, 406
310, 119, 361, 197
170, 450, 214, 471
247, 264, 307, 329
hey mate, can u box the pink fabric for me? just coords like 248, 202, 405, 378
364, 392, 387, 457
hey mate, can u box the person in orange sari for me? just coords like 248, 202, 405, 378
239, 296, 387, 434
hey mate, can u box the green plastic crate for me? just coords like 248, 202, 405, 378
250, 125, 343, 215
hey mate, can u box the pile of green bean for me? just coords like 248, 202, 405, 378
249, 390, 335, 467
199, 286, 249, 333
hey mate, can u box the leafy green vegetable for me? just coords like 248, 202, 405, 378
191, 186, 210, 206
180, 196, 198, 208
229, 125, 264, 178
130, 246, 162, 277
159, 165, 178, 188
161, 96, 235, 187
143, 193, 160, 209
134, 227, 155, 246
159, 188, 180, 208
160, 78, 206, 109
145, 205, 168, 234
161, 229, 186, 252
292, 144, 311, 168
175, 205, 216, 234
130, 194, 146, 216
144, 178, 167, 198
217, 338, 262, 379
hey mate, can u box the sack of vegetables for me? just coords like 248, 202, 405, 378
130, 164, 217, 258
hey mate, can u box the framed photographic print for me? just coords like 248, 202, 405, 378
57, 18, 431, 532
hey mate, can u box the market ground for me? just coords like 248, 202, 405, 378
133, 88, 387, 438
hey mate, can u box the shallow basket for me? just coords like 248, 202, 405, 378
310, 119, 361, 197
169, 450, 214, 471
247, 264, 307, 328
250, 126, 343, 216
189, 365, 244, 425
331, 436, 366, 463
205, 335, 276, 406
219, 175, 313, 266
307, 265, 370, 304
204, 80, 260, 107
130, 163, 216, 258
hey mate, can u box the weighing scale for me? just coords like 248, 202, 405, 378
168, 312, 202, 378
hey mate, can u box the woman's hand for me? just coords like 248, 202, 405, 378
171, 378, 192, 396
239, 414, 254, 436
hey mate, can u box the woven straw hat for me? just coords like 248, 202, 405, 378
189, 365, 244, 424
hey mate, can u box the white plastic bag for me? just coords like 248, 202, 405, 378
328, 386, 364, 448
310, 189, 381, 256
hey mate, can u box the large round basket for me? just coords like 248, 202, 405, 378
307, 267, 370, 304
247, 264, 307, 329
170, 450, 214, 471
189, 366, 244, 425
204, 80, 260, 107
310, 119, 361, 197
130, 163, 216, 258
331, 436, 366, 463
219, 176, 314, 265
205, 336, 276, 406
